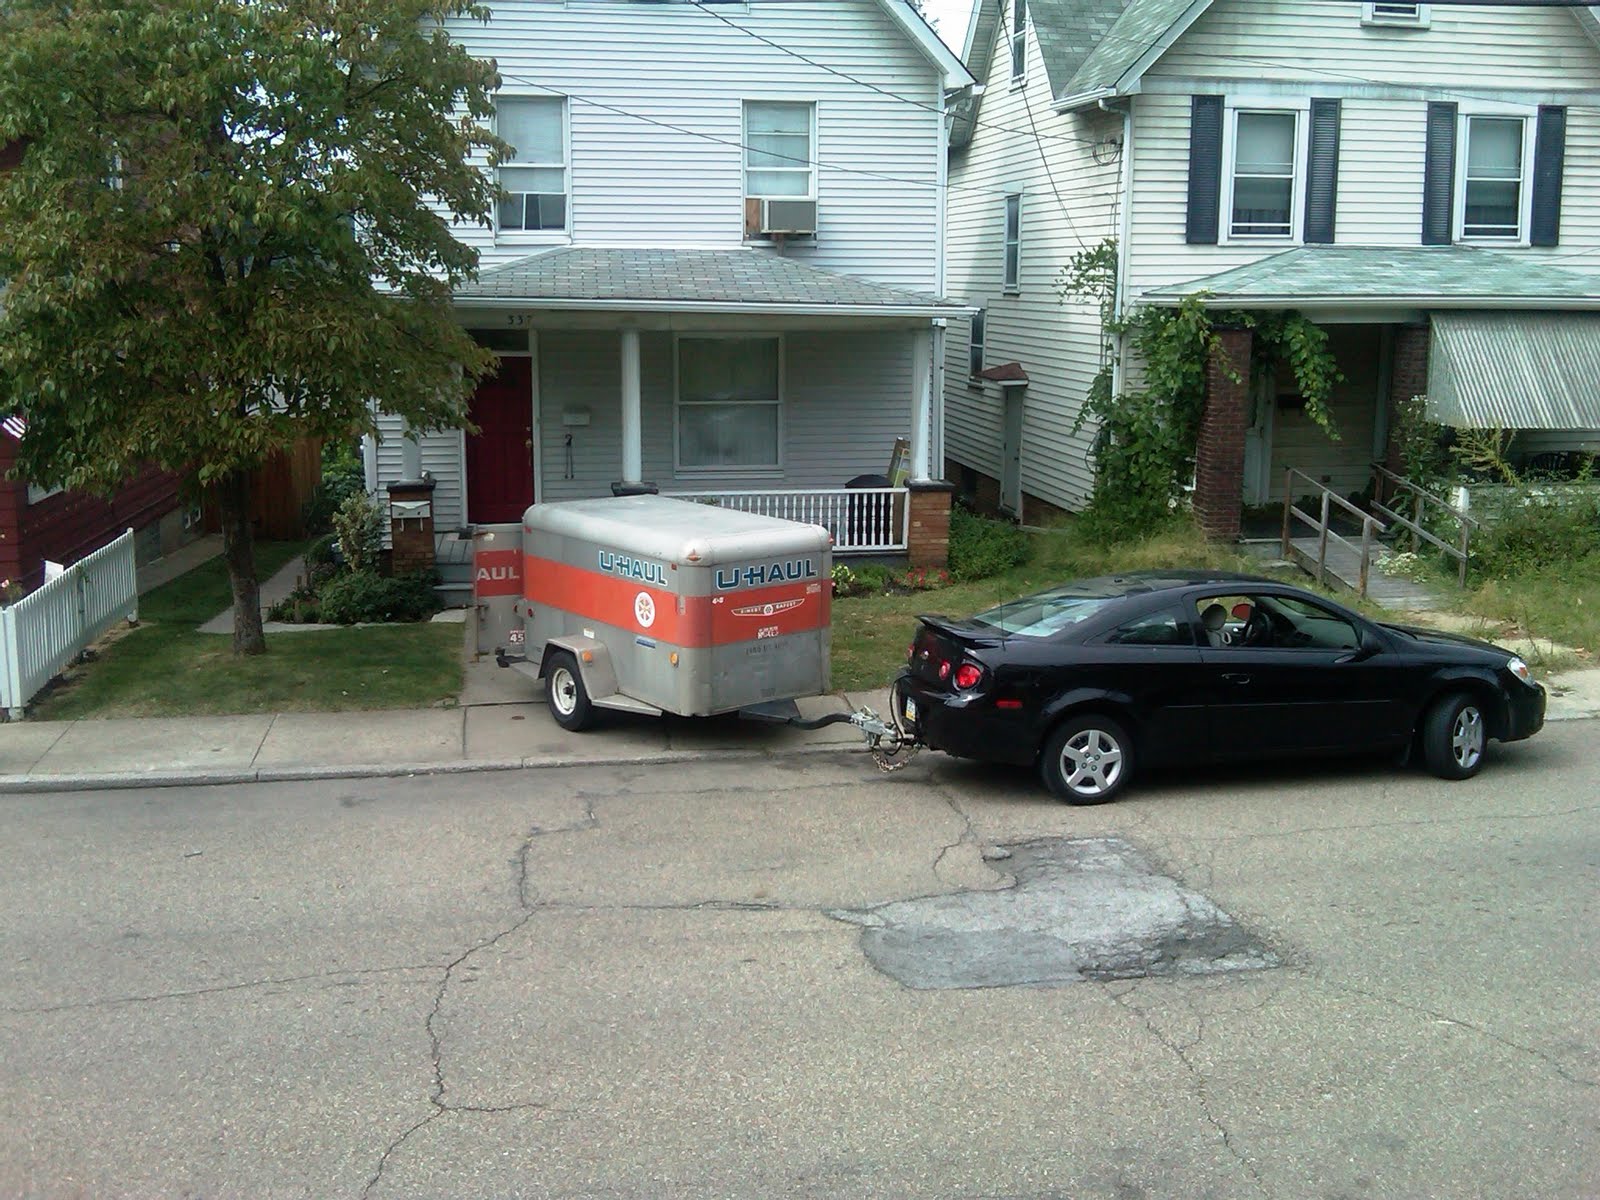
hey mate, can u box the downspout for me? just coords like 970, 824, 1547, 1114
1102, 97, 1135, 398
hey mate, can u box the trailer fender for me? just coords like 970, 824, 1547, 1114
541, 636, 620, 702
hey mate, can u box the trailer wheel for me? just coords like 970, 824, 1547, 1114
545, 651, 595, 732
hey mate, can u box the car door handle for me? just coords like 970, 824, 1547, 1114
1221, 673, 1252, 685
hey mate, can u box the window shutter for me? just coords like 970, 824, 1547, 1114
1422, 101, 1457, 246
1303, 99, 1341, 244
1531, 105, 1566, 247
1186, 95, 1224, 245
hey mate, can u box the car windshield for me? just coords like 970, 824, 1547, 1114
970, 588, 1118, 638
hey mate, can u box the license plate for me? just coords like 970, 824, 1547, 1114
507, 628, 525, 645
903, 696, 918, 722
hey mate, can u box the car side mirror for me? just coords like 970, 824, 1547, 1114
1339, 630, 1383, 664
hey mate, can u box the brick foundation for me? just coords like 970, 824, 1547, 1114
387, 479, 437, 577
1193, 327, 1253, 541
906, 480, 954, 567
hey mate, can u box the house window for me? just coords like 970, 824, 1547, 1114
969, 310, 986, 380
1228, 110, 1299, 238
1003, 195, 1021, 292
496, 97, 567, 233
744, 102, 814, 199
1460, 115, 1528, 240
676, 337, 782, 470
1010, 0, 1027, 83
1362, 2, 1428, 26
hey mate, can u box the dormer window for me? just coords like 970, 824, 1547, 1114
1362, 3, 1428, 27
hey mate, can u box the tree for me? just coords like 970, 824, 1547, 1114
0, 0, 503, 653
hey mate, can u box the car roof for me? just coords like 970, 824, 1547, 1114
1065, 569, 1280, 597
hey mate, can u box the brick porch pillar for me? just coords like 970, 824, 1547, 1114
906, 480, 954, 568
1193, 327, 1253, 541
386, 478, 437, 577
1383, 324, 1431, 487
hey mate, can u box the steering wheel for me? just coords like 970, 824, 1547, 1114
1240, 609, 1273, 647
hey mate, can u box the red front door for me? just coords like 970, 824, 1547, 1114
465, 356, 535, 525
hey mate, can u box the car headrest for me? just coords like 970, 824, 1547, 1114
1232, 601, 1254, 621
1201, 603, 1227, 631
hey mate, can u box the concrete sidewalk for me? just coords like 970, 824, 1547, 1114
0, 636, 890, 791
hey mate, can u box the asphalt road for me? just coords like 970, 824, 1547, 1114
2, 722, 1596, 1199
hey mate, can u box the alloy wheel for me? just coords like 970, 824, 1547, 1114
1451, 705, 1484, 771
1060, 728, 1124, 798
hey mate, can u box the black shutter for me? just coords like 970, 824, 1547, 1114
1186, 95, 1224, 245
1304, 98, 1341, 244
1531, 105, 1566, 247
1422, 101, 1457, 246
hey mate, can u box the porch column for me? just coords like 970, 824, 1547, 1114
613, 327, 656, 496
1194, 327, 1253, 541
1383, 324, 1431, 487
909, 326, 934, 482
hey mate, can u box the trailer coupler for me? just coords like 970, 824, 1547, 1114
738, 699, 922, 772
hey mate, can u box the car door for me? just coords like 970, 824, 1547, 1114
1076, 604, 1211, 768
1195, 590, 1407, 757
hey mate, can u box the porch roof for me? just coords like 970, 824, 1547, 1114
1428, 312, 1600, 430
1139, 247, 1600, 311
452, 248, 971, 318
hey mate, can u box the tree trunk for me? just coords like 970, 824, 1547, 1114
217, 468, 266, 656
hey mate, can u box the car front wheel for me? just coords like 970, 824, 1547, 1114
544, 650, 595, 732
1041, 714, 1134, 804
1421, 691, 1487, 780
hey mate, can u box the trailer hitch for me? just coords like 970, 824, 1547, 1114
739, 692, 922, 772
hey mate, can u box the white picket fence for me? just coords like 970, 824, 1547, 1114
0, 529, 139, 718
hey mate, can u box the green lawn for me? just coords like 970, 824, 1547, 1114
31, 542, 464, 720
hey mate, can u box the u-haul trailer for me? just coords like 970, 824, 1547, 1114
496, 495, 841, 729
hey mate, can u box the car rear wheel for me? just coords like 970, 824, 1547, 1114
1041, 715, 1134, 804
545, 650, 595, 732
1421, 691, 1487, 780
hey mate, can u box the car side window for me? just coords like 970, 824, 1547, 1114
1105, 607, 1193, 647
1265, 595, 1362, 650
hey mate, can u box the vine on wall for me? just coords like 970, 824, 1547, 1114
1055, 236, 1345, 537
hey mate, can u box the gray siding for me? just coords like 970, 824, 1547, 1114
941, 12, 1123, 514
442, 0, 946, 293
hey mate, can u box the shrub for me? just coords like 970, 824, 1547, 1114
851, 564, 893, 595
304, 532, 339, 569
1473, 496, 1600, 580
331, 491, 385, 575
267, 583, 323, 624
302, 441, 368, 534
947, 507, 1030, 581
317, 570, 441, 625
830, 563, 857, 597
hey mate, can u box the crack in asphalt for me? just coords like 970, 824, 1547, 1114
1104, 981, 1272, 1199
1296, 969, 1598, 1089
1, 964, 439, 1016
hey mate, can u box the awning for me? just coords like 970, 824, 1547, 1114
1427, 312, 1600, 430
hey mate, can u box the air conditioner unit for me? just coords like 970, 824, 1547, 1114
760, 198, 817, 237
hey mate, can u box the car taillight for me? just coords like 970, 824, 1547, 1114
937, 659, 952, 681
954, 662, 984, 690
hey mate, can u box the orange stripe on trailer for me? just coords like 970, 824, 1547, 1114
524, 556, 829, 648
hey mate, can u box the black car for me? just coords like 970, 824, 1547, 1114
896, 571, 1546, 804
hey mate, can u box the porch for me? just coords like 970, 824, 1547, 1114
369, 248, 968, 570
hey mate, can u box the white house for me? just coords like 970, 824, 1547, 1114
944, 0, 1600, 538
365, 0, 973, 571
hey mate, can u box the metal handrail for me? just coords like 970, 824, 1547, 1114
1371, 464, 1475, 587
1280, 468, 1387, 597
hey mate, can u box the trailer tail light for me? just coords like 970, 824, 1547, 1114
953, 662, 984, 690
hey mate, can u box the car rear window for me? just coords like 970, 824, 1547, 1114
969, 589, 1117, 638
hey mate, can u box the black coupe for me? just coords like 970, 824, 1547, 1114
896, 571, 1546, 803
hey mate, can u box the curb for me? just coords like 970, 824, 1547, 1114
0, 740, 871, 795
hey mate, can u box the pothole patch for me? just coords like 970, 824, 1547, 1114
830, 836, 1278, 990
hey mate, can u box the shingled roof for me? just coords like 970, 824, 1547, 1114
451, 248, 968, 316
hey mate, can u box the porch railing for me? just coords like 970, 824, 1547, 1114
0, 528, 139, 718
662, 487, 908, 553
1371, 464, 1477, 588
1280, 469, 1386, 597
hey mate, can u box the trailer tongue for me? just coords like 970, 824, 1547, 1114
490, 495, 920, 768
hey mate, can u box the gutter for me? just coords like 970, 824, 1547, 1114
1053, 86, 1117, 113
1105, 97, 1134, 398
450, 297, 978, 318
1137, 294, 1600, 312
